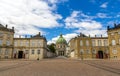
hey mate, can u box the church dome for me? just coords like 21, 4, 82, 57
56, 34, 67, 44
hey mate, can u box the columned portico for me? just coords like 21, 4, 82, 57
58, 51, 65, 56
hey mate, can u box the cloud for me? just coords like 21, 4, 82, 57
96, 13, 108, 18
64, 11, 107, 36
0, 0, 62, 36
100, 2, 108, 8
47, 33, 78, 44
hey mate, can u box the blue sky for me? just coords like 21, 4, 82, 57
0, 0, 120, 44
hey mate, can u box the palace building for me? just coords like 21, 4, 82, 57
107, 23, 120, 59
13, 32, 47, 60
56, 34, 67, 56
0, 24, 14, 59
0, 24, 47, 60
69, 33, 109, 59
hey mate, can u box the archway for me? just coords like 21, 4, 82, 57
98, 51, 103, 59
18, 51, 23, 59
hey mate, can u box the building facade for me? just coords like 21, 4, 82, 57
0, 24, 14, 59
56, 34, 67, 56
13, 32, 47, 60
107, 24, 120, 59
0, 24, 47, 60
69, 33, 109, 59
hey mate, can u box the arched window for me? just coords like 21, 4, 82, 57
86, 40, 89, 46
5, 49, 9, 55
80, 40, 83, 46
112, 40, 116, 45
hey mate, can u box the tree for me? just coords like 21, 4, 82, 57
47, 43, 56, 53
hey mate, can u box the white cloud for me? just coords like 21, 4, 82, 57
47, 33, 78, 44
100, 2, 108, 8
97, 13, 107, 18
75, 29, 107, 37
64, 11, 107, 36
0, 0, 62, 36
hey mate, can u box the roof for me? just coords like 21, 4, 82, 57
108, 23, 120, 31
0, 24, 14, 33
0, 24, 4, 27
56, 34, 67, 44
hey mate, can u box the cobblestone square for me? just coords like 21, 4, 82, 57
0, 59, 120, 76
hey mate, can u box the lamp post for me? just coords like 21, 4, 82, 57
80, 50, 84, 60
37, 50, 40, 60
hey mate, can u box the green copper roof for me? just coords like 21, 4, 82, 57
56, 34, 67, 44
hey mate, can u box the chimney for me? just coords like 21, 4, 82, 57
12, 27, 14, 30
25, 35, 27, 38
95, 35, 96, 37
19, 35, 21, 38
101, 35, 102, 37
39, 32, 41, 36
6, 25, 8, 28
31, 35, 32, 38
114, 23, 117, 27
89, 34, 90, 37
107, 26, 109, 30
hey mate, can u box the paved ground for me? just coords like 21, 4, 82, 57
0, 58, 120, 76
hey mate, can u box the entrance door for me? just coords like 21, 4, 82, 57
98, 51, 103, 59
18, 51, 23, 59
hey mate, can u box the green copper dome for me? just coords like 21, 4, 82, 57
56, 34, 67, 44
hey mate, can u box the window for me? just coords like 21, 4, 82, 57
0, 33, 3, 37
31, 50, 34, 54
20, 41, 23, 46
25, 50, 29, 54
0, 49, 2, 54
112, 50, 117, 54
92, 40, 95, 46
86, 50, 90, 54
31, 41, 35, 47
26, 41, 29, 47
0, 40, 2, 45
104, 40, 108, 46
98, 40, 102, 46
13, 50, 16, 54
6, 41, 10, 46
14, 41, 17, 46
111, 33, 114, 35
80, 40, 83, 46
118, 32, 120, 34
92, 50, 96, 54
112, 40, 116, 45
7, 34, 11, 39
5, 50, 9, 55
80, 49, 84, 54
86, 40, 89, 46
119, 39, 120, 45
38, 41, 41, 46
37, 50, 40, 54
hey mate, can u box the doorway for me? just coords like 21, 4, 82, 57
98, 51, 103, 59
18, 51, 23, 59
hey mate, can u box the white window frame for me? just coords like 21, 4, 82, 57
80, 40, 83, 46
